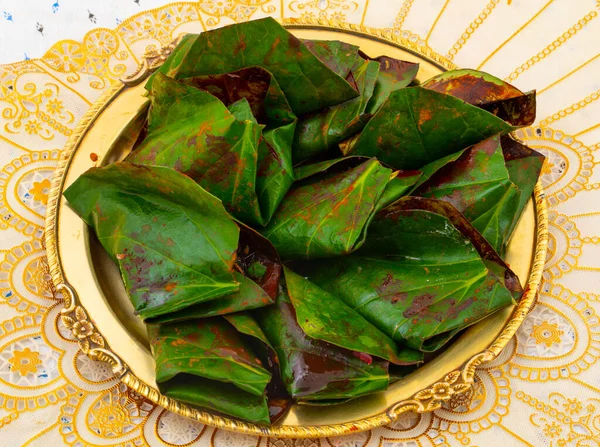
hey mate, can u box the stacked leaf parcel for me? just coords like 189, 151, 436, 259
64, 18, 544, 424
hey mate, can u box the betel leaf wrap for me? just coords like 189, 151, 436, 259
148, 222, 282, 324
340, 87, 514, 170
148, 318, 271, 423
262, 157, 393, 260
300, 197, 522, 351
255, 284, 390, 401
422, 68, 536, 127
63, 163, 240, 320
127, 74, 274, 226
147, 17, 358, 116
292, 59, 380, 163
414, 136, 544, 255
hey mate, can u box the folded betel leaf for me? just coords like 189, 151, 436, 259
294, 156, 421, 213
422, 69, 535, 126
284, 267, 423, 365
303, 197, 522, 352
224, 312, 292, 422
227, 97, 257, 122
63, 163, 240, 320
181, 68, 297, 219
147, 17, 359, 116
262, 157, 392, 260
292, 59, 380, 163
501, 135, 545, 237
256, 126, 296, 226
180, 66, 296, 129
128, 73, 273, 226
407, 149, 466, 194
150, 223, 281, 324
255, 285, 390, 401
414, 135, 544, 255
235, 222, 282, 299
302, 39, 361, 78
340, 87, 513, 170
148, 318, 271, 423
375, 169, 423, 213
364, 55, 419, 114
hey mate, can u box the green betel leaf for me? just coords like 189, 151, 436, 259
181, 66, 296, 129
148, 319, 271, 423
293, 156, 369, 181
292, 60, 380, 163
501, 136, 545, 237
294, 157, 420, 213
365, 56, 419, 114
302, 39, 360, 77
225, 311, 292, 422
63, 163, 240, 320
341, 87, 513, 170
148, 17, 358, 116
414, 135, 544, 256
256, 124, 296, 225
255, 286, 389, 401
147, 219, 281, 324
284, 267, 423, 365
127, 74, 268, 226
374, 170, 423, 213
422, 69, 535, 126
407, 149, 466, 194
148, 272, 272, 324
262, 158, 392, 260
304, 197, 521, 352
160, 377, 269, 424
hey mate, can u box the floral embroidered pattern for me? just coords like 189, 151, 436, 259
8, 347, 42, 376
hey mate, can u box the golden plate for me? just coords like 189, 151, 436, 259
45, 19, 548, 439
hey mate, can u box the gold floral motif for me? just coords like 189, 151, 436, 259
290, 0, 358, 13
121, 36, 183, 86
89, 401, 133, 436
198, 0, 273, 27
24, 120, 42, 135
61, 305, 105, 353
8, 347, 42, 376
563, 398, 582, 415
518, 391, 600, 445
531, 320, 564, 347
543, 421, 562, 438
29, 179, 51, 205
44, 40, 86, 73
24, 256, 56, 298
45, 98, 64, 116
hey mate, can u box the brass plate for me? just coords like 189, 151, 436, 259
45, 20, 548, 439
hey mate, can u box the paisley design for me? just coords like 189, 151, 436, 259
0, 151, 60, 234
544, 211, 581, 280
510, 283, 600, 381
59, 382, 153, 446
514, 127, 594, 206
0, 239, 58, 314
1, 1, 600, 446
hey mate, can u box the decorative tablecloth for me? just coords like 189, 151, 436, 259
1, 1, 599, 446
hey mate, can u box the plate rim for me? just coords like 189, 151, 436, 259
45, 17, 549, 439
